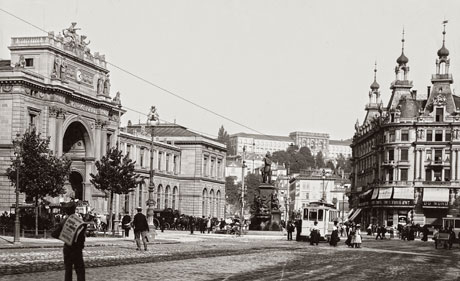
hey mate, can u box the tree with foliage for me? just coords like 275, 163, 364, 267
272, 145, 319, 174
217, 125, 233, 155
315, 151, 325, 168
90, 147, 139, 232
7, 128, 72, 236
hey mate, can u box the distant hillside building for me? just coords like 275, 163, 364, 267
329, 139, 352, 163
289, 131, 329, 158
228, 133, 293, 156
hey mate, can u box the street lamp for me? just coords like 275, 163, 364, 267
241, 146, 246, 234
146, 106, 159, 227
321, 169, 326, 202
12, 133, 22, 244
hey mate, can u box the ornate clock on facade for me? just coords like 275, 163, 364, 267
76, 69, 83, 82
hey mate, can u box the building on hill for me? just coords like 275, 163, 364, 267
350, 25, 460, 228
328, 139, 352, 164
228, 132, 293, 157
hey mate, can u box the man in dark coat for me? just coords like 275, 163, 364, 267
295, 219, 302, 241
52, 201, 87, 281
330, 221, 340, 247
121, 213, 131, 238
286, 221, 294, 241
190, 216, 195, 234
132, 207, 149, 251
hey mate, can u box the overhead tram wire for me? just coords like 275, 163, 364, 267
0, 8, 280, 141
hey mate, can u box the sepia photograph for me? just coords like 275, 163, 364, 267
0, 1, 459, 280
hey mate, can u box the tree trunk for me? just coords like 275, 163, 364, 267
35, 198, 39, 237
107, 191, 113, 234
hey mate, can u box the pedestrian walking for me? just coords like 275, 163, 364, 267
295, 219, 302, 241
287, 221, 294, 241
421, 225, 429, 242
330, 221, 340, 247
310, 221, 320, 246
121, 212, 131, 238
354, 225, 362, 248
190, 216, 195, 234
207, 217, 212, 233
52, 201, 87, 281
448, 226, 456, 250
132, 207, 149, 251
160, 217, 166, 233
375, 225, 382, 240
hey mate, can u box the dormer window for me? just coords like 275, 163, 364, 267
25, 58, 34, 67
435, 108, 444, 122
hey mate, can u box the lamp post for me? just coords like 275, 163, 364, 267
241, 146, 246, 234
146, 106, 159, 227
12, 133, 21, 244
321, 169, 326, 202
342, 191, 345, 222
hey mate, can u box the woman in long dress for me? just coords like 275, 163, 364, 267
310, 221, 320, 245
354, 225, 362, 248
330, 221, 339, 247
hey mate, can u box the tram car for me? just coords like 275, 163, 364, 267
301, 201, 339, 242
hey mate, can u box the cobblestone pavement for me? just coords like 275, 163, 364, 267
1, 234, 459, 281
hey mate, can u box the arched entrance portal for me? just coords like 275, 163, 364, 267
62, 121, 93, 202
69, 171, 83, 200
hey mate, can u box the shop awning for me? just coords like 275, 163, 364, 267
346, 208, 355, 220
393, 187, 414, 200
348, 208, 362, 221
423, 188, 449, 208
378, 187, 393, 199
359, 189, 372, 198
371, 189, 379, 200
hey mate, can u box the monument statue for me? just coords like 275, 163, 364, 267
261, 152, 272, 184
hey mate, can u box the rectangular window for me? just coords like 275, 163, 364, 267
166, 154, 170, 172
158, 152, 162, 171
303, 209, 309, 220
211, 158, 215, 177
388, 168, 394, 183
401, 149, 409, 161
29, 113, 37, 130
173, 156, 178, 174
127, 145, 132, 158
401, 130, 409, 141
217, 159, 221, 178
426, 150, 432, 161
25, 58, 34, 67
203, 156, 208, 176
436, 108, 444, 122
427, 130, 433, 141
106, 133, 112, 152
445, 150, 451, 162
434, 169, 442, 181
434, 149, 443, 163
401, 169, 408, 181
308, 209, 317, 221
389, 149, 395, 161
318, 209, 324, 221
389, 131, 395, 142
140, 148, 144, 167
425, 169, 432, 181
446, 131, 452, 142
435, 130, 443, 141
445, 169, 451, 181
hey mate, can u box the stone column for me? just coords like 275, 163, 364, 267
84, 160, 93, 202
48, 107, 57, 154
420, 149, 425, 181
456, 150, 460, 180
414, 149, 419, 179
452, 149, 457, 181
55, 112, 65, 157
101, 127, 107, 157
94, 121, 102, 159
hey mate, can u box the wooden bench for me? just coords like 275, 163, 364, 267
435, 232, 451, 249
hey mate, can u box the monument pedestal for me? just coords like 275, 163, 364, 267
250, 183, 282, 231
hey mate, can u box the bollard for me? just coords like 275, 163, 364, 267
22, 229, 25, 237
44, 229, 47, 239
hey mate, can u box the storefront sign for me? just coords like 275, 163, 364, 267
423, 201, 448, 207
372, 200, 413, 206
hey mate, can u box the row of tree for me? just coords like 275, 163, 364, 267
7, 129, 138, 235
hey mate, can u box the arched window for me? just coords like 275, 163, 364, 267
209, 189, 215, 217
165, 185, 170, 209
202, 188, 208, 216
172, 186, 178, 210
216, 190, 221, 218
157, 185, 163, 209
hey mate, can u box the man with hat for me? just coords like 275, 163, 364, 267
132, 207, 149, 251
52, 201, 87, 281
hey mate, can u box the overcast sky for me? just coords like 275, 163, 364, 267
1, 0, 460, 140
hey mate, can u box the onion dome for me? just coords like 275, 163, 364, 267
370, 62, 380, 90
437, 27, 449, 58
397, 52, 409, 65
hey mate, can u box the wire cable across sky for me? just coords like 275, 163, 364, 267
0, 7, 279, 141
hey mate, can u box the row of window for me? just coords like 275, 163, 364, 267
384, 168, 451, 182
202, 188, 222, 218
126, 144, 179, 174
386, 129, 452, 143
203, 155, 223, 178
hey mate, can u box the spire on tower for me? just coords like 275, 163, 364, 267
370, 61, 380, 90
397, 28, 409, 65
437, 20, 449, 58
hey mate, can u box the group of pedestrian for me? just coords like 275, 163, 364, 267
433, 226, 458, 249
345, 224, 362, 248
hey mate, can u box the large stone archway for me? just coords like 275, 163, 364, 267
62, 120, 94, 202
